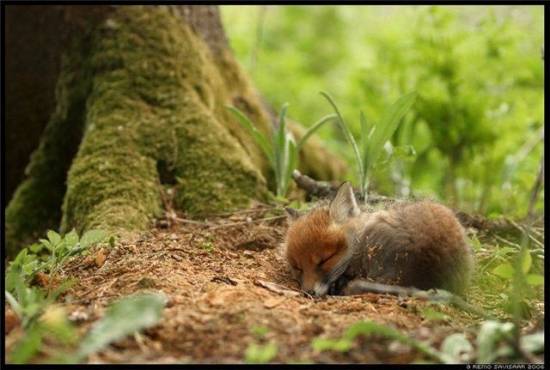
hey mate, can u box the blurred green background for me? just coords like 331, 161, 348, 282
221, 5, 544, 218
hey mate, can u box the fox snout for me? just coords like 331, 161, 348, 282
301, 273, 330, 296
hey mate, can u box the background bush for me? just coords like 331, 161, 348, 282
221, 5, 544, 217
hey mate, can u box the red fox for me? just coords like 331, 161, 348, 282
284, 182, 474, 297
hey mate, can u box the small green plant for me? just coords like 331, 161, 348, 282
6, 229, 107, 292
490, 237, 543, 319
227, 104, 336, 198
312, 320, 445, 361
245, 342, 278, 364
312, 319, 543, 364
250, 325, 270, 338
200, 241, 214, 253
8, 303, 77, 364
73, 293, 167, 362
5, 229, 108, 363
320, 91, 416, 200
244, 326, 278, 363
491, 246, 543, 287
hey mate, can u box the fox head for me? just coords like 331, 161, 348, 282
284, 182, 360, 296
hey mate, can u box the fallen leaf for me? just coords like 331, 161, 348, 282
95, 248, 107, 267
34, 272, 50, 287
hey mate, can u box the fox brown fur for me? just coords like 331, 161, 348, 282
284, 182, 474, 297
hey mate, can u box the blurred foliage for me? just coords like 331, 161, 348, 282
221, 5, 544, 217
311, 319, 543, 363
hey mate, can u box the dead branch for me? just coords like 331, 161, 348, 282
292, 170, 393, 204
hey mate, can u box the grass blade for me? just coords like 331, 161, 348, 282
226, 106, 274, 165
284, 139, 298, 195
296, 114, 337, 152
359, 111, 371, 193
274, 104, 289, 196
320, 91, 364, 193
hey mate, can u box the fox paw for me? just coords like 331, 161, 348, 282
328, 275, 351, 296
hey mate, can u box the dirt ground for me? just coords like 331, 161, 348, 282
13, 203, 494, 364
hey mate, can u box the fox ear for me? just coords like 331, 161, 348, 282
285, 207, 300, 223
329, 182, 360, 224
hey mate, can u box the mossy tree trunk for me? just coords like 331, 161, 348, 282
5, 5, 345, 257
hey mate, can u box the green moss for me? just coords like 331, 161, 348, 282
61, 6, 268, 233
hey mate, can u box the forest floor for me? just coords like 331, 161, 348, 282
6, 203, 544, 364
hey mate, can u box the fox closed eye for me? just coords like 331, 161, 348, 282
319, 253, 338, 268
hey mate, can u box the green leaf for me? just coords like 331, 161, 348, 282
525, 274, 544, 286
28, 243, 44, 254
76, 293, 166, 359
39, 239, 53, 252
64, 229, 80, 249
273, 103, 289, 196
476, 320, 514, 364
367, 92, 416, 171
312, 337, 353, 352
420, 306, 450, 322
245, 341, 278, 364
47, 230, 62, 247
359, 111, 370, 167
5, 290, 23, 319
8, 325, 44, 364
251, 326, 269, 338
296, 113, 336, 152
440, 333, 473, 363
492, 262, 514, 279
80, 230, 107, 248
283, 138, 298, 196
226, 106, 274, 164
520, 249, 532, 274
344, 320, 402, 340
520, 331, 544, 354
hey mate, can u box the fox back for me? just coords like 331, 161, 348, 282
284, 183, 474, 296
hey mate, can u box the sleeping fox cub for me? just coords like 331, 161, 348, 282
284, 183, 473, 297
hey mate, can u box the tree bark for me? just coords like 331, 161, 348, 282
5, 5, 346, 257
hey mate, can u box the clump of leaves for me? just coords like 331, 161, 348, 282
5, 229, 108, 363
6, 229, 107, 291
320, 91, 416, 200
227, 104, 336, 198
